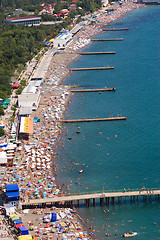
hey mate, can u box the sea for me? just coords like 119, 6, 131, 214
55, 5, 160, 239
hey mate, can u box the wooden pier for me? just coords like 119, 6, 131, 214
69, 88, 116, 92
91, 38, 123, 41
57, 117, 126, 123
103, 28, 129, 31
78, 51, 116, 55
21, 189, 160, 208
69, 66, 114, 71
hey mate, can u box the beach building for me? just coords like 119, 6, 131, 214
19, 117, 33, 140
70, 24, 82, 36
0, 151, 7, 165
5, 16, 41, 26
0, 143, 16, 166
5, 184, 19, 205
101, 0, 109, 6
18, 84, 41, 112
53, 32, 73, 49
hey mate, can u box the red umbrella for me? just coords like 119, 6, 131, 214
45, 223, 50, 228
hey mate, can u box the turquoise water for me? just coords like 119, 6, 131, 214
55, 6, 160, 239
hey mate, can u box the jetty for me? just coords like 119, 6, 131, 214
57, 117, 126, 123
69, 88, 116, 92
103, 28, 129, 31
69, 66, 114, 71
21, 189, 160, 208
91, 38, 123, 41
78, 51, 116, 55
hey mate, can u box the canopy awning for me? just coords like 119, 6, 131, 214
7, 191, 19, 201
18, 235, 32, 240
20, 117, 33, 134
6, 184, 19, 192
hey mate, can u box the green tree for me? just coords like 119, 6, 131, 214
0, 106, 4, 116
0, 127, 5, 136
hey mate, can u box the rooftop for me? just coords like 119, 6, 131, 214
6, 16, 41, 21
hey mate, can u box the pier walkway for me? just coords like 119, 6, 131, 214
103, 28, 129, 31
78, 51, 116, 55
69, 66, 114, 71
57, 117, 126, 123
91, 38, 123, 41
21, 189, 160, 208
69, 88, 116, 92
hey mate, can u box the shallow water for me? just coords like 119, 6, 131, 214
55, 5, 160, 239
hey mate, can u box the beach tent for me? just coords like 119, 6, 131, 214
13, 219, 23, 225
13, 83, 20, 89
45, 213, 60, 222
11, 215, 20, 221
15, 223, 25, 228
6, 184, 19, 192
6, 183, 19, 201
3, 99, 10, 105
45, 41, 51, 46
0, 142, 7, 148
18, 235, 32, 240
18, 226, 29, 235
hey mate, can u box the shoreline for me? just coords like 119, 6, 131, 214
0, 2, 143, 239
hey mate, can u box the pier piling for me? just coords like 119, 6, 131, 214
93, 198, 95, 207
100, 198, 104, 206
112, 197, 115, 205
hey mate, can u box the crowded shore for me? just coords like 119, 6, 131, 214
0, 2, 143, 239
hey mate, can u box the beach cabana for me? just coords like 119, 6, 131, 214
18, 235, 32, 240
11, 215, 20, 221
6, 183, 19, 201
13, 219, 23, 225
18, 226, 29, 235
15, 223, 25, 228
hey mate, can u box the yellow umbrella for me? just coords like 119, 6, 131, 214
49, 38, 54, 43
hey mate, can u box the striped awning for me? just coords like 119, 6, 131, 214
20, 117, 33, 134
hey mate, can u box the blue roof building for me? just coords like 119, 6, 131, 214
5, 184, 19, 202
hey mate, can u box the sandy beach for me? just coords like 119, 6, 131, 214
0, 2, 143, 239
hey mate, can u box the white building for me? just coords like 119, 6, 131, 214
53, 32, 73, 50
18, 83, 41, 114
101, 0, 109, 6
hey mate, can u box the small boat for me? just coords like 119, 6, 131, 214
123, 232, 137, 238
76, 127, 81, 134
79, 169, 83, 173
